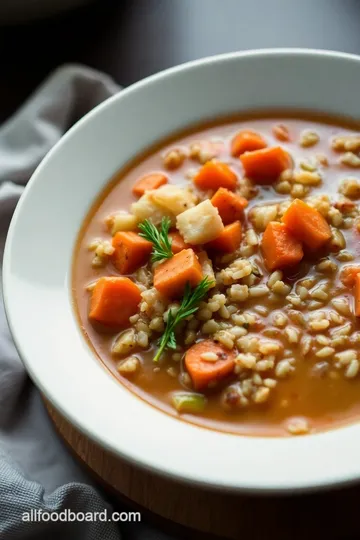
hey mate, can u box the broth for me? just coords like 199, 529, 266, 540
73, 113, 360, 436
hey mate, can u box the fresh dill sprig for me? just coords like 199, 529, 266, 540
138, 217, 173, 263
153, 277, 213, 362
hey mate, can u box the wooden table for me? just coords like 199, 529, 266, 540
46, 400, 360, 540
4, 1, 360, 537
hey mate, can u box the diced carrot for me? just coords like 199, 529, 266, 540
193, 161, 237, 191
89, 277, 141, 327
211, 187, 248, 225
281, 199, 332, 250
240, 146, 291, 184
230, 130, 267, 157
207, 221, 242, 253
355, 274, 360, 316
185, 340, 235, 391
169, 231, 190, 254
340, 266, 360, 288
132, 173, 168, 197
261, 221, 303, 271
154, 248, 203, 298
112, 231, 152, 274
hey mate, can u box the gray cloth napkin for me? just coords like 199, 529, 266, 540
0, 65, 173, 540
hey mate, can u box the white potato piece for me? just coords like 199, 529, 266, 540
107, 212, 138, 235
149, 185, 196, 216
176, 200, 224, 244
131, 193, 175, 226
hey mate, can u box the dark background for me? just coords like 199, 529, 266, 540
1, 0, 360, 123
3, 0, 360, 538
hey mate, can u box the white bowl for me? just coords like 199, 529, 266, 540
4, 49, 360, 493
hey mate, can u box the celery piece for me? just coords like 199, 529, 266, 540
172, 392, 206, 414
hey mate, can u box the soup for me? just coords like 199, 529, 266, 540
73, 113, 360, 437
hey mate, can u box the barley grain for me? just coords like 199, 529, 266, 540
345, 359, 359, 378
300, 130, 319, 147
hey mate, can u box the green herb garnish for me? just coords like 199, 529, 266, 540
138, 217, 173, 263
153, 277, 213, 362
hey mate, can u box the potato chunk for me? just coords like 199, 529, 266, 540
131, 192, 175, 226
148, 185, 195, 215
106, 212, 138, 235
176, 200, 224, 244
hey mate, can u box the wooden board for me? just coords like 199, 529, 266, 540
46, 400, 360, 539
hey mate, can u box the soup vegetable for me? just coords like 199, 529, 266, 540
73, 115, 360, 437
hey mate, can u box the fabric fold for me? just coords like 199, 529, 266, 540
0, 65, 122, 540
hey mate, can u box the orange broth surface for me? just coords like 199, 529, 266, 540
73, 113, 360, 436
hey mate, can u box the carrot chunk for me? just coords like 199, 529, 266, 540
230, 130, 267, 157
89, 277, 141, 327
281, 199, 332, 250
207, 221, 242, 253
154, 248, 203, 298
185, 340, 235, 391
169, 231, 190, 254
340, 266, 360, 288
211, 187, 248, 225
132, 173, 168, 197
240, 146, 291, 184
262, 221, 303, 271
112, 231, 152, 274
193, 161, 237, 191
355, 274, 360, 316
